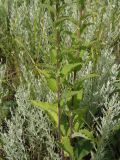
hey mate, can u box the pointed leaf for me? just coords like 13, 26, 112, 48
50, 49, 57, 64
61, 63, 81, 77
72, 129, 94, 141
36, 68, 50, 78
60, 136, 74, 158
31, 100, 57, 113
62, 90, 81, 101
31, 101, 58, 126
47, 78, 57, 92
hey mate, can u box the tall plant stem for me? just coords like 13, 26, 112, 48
69, 4, 84, 159
56, 0, 61, 142
57, 29, 61, 142
7, 0, 11, 34
56, 1, 64, 159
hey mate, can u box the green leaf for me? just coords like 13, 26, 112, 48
78, 144, 92, 160
73, 90, 83, 108
60, 114, 69, 136
73, 107, 88, 131
61, 63, 81, 77
31, 101, 58, 126
73, 106, 88, 118
72, 129, 94, 141
76, 138, 94, 160
50, 49, 57, 64
75, 73, 99, 89
47, 78, 57, 92
62, 90, 81, 101
61, 47, 82, 63
61, 90, 83, 111
36, 69, 50, 78
60, 136, 74, 158
76, 90, 83, 101
79, 0, 85, 9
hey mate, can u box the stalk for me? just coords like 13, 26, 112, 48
56, 1, 64, 159
7, 0, 11, 33
56, 29, 61, 143
56, 0, 61, 142
69, 3, 84, 159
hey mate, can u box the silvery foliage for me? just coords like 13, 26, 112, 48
10, 0, 52, 54
84, 0, 120, 44
77, 0, 120, 110
77, 49, 120, 159
18, 52, 56, 103
75, 1, 119, 158
0, 64, 8, 124
1, 87, 59, 160
62, 0, 120, 45
80, 51, 120, 159
93, 83, 120, 160
80, 48, 120, 160
80, 48, 119, 109
79, 25, 120, 160
1, 60, 60, 160
0, 63, 6, 103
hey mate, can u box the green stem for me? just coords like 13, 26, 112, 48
69, 4, 84, 160
7, 0, 11, 33
56, 0, 61, 142
56, 1, 64, 159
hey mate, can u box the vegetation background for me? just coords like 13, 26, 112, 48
0, 0, 120, 160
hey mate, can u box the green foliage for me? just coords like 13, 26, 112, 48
60, 63, 82, 77
61, 136, 74, 158
0, 0, 120, 159
32, 100, 58, 126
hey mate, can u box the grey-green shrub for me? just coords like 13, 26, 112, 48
0, 0, 119, 159
80, 41, 120, 160
0, 64, 8, 125
1, 84, 59, 160
0, 57, 59, 160
93, 84, 120, 160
